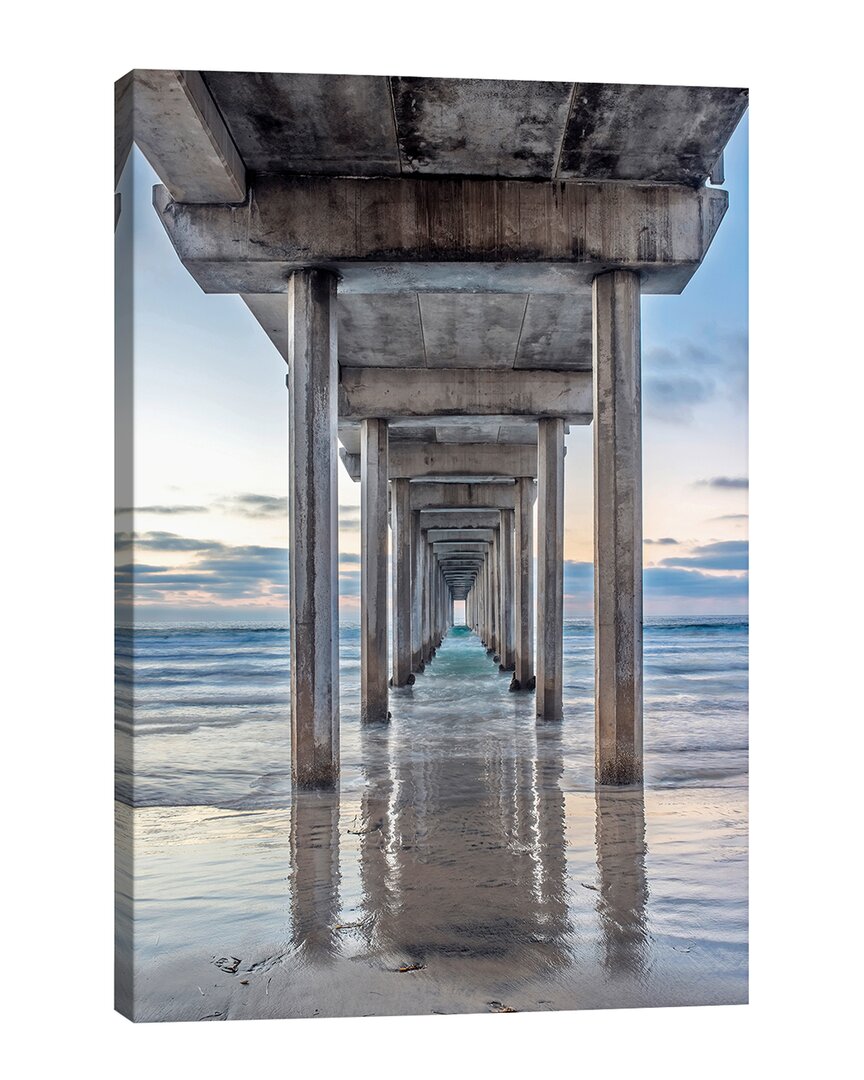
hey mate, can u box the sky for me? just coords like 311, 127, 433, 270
116, 110, 748, 623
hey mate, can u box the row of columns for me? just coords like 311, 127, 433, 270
286, 267, 643, 789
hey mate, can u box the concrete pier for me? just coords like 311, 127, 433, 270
593, 271, 643, 784
514, 478, 536, 689
391, 478, 413, 687
360, 418, 389, 722
126, 71, 746, 787
286, 269, 340, 788
536, 418, 565, 721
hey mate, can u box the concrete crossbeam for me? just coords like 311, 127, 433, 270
154, 176, 727, 295
128, 70, 246, 202
340, 369, 591, 423
409, 482, 516, 512
419, 511, 501, 530
425, 529, 496, 543
388, 442, 537, 479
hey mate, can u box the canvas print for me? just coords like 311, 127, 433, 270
115, 72, 748, 1022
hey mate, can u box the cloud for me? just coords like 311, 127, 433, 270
115, 531, 226, 553
642, 334, 748, 423
645, 537, 679, 545
218, 493, 288, 518
116, 530, 365, 608
660, 540, 749, 571
339, 504, 361, 530
697, 476, 749, 490
563, 559, 748, 600
115, 505, 209, 515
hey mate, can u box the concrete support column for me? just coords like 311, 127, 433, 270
490, 532, 500, 658
411, 513, 423, 672
422, 542, 432, 663
536, 417, 565, 721
287, 268, 339, 788
499, 508, 515, 671
514, 478, 536, 689
593, 270, 643, 785
360, 419, 389, 723
391, 478, 413, 687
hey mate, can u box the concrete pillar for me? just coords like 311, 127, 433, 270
499, 508, 515, 671
536, 417, 565, 721
287, 269, 339, 788
360, 419, 389, 723
411, 513, 423, 672
514, 478, 536, 689
391, 478, 413, 687
490, 532, 500, 659
593, 270, 643, 785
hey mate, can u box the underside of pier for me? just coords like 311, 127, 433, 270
116, 70, 747, 788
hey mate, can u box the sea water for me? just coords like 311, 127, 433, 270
116, 619, 748, 1019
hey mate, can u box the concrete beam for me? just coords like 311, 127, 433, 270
425, 528, 496, 543
340, 368, 591, 423
130, 71, 246, 202
431, 542, 491, 555
419, 510, 501, 530
154, 176, 727, 295
409, 482, 516, 512
388, 442, 537, 479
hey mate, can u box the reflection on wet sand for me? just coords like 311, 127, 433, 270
595, 787, 649, 976
289, 791, 341, 962
288, 702, 653, 985
354, 717, 570, 972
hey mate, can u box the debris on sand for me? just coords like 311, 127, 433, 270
488, 1000, 517, 1013
213, 956, 241, 974
581, 882, 598, 891
396, 963, 425, 973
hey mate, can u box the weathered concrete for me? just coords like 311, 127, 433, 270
287, 269, 339, 788
360, 419, 389, 723
499, 509, 515, 670
426, 528, 496, 544
194, 73, 746, 184
128, 71, 246, 202
391, 479, 413, 687
536, 418, 565, 721
340, 368, 591, 423
514, 478, 536, 689
154, 177, 728, 296
419, 510, 501, 530
411, 512, 424, 672
593, 271, 643, 785
409, 482, 516, 512
387, 442, 537, 479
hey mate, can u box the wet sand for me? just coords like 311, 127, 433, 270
121, 627, 747, 1021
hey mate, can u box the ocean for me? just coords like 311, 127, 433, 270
116, 618, 748, 1020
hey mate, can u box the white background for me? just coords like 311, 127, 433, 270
1, 3, 859, 1075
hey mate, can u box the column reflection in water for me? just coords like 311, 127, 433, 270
594, 786, 649, 975
357, 704, 569, 971
289, 790, 341, 963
